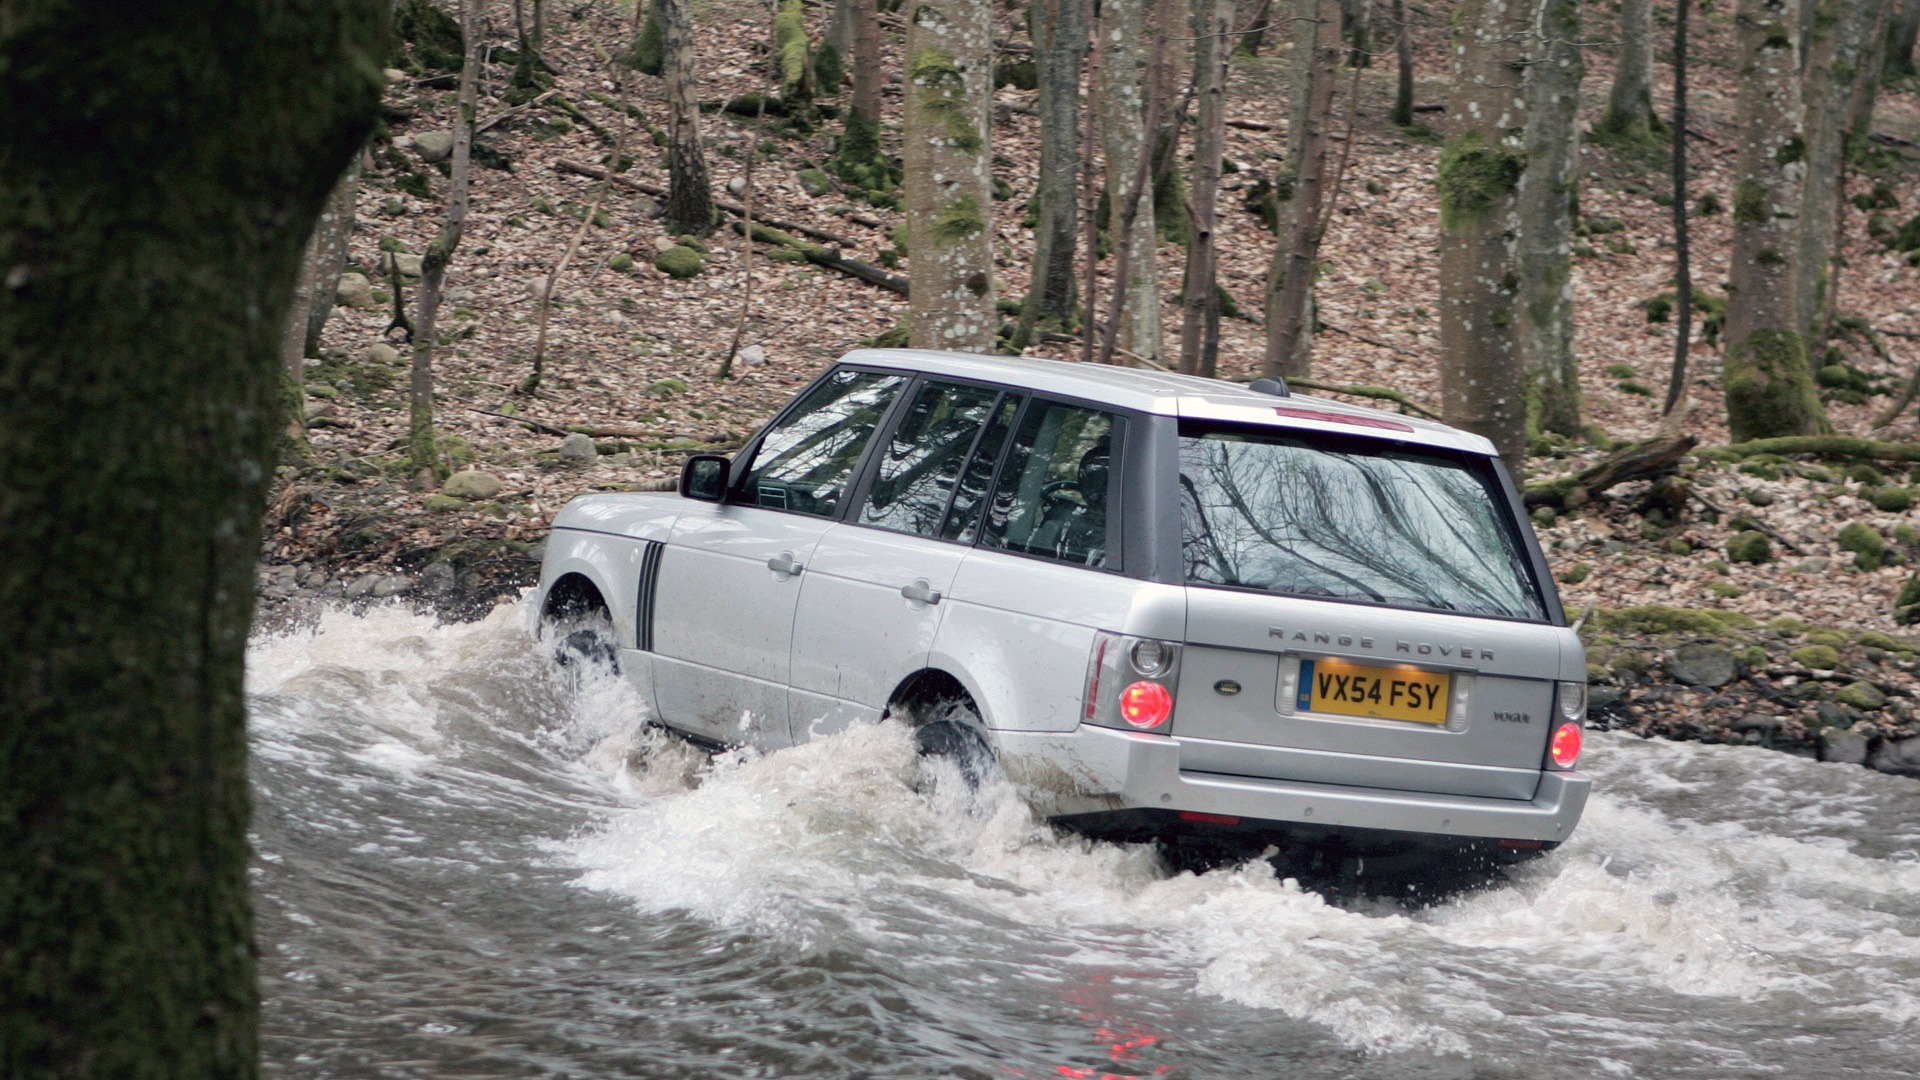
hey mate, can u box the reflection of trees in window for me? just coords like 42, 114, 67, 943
1178, 433, 1542, 619
861, 382, 1000, 535
742, 371, 905, 515
942, 395, 1020, 543
984, 403, 1116, 566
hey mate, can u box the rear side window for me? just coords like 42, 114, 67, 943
981, 402, 1118, 568
737, 369, 906, 516
1178, 425, 1546, 620
860, 380, 1002, 535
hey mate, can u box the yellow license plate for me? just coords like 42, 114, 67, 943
1298, 658, 1450, 724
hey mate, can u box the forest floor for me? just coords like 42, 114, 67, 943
264, 0, 1920, 770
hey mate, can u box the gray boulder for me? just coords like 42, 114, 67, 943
1820, 729, 1870, 766
1667, 644, 1738, 688
364, 342, 402, 366
335, 271, 375, 308
381, 251, 424, 282
443, 469, 504, 500
1869, 736, 1920, 778
414, 130, 456, 162
558, 433, 598, 467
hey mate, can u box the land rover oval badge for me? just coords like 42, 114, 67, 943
1214, 679, 1242, 696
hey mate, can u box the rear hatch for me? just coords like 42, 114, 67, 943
1167, 419, 1568, 801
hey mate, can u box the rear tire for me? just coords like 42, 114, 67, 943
546, 609, 619, 683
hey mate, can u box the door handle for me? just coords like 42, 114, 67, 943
900, 579, 943, 605
766, 552, 804, 576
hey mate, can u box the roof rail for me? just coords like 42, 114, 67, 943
1247, 377, 1292, 398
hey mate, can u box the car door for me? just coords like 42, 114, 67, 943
651, 368, 908, 747
788, 381, 1019, 740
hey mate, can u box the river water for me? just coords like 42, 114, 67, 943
248, 602, 1920, 1079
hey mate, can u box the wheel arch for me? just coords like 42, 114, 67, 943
886, 667, 994, 731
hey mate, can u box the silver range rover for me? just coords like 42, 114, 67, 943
536, 349, 1589, 878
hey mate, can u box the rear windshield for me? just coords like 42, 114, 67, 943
1177, 425, 1547, 621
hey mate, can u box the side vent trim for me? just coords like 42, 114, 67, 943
636, 540, 664, 652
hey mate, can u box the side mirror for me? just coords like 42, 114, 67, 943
680, 454, 731, 502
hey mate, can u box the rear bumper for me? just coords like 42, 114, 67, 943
995, 723, 1589, 844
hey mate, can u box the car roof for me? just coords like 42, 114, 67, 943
836, 348, 1495, 456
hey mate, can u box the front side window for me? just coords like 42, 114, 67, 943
1178, 425, 1546, 620
737, 369, 906, 516
981, 402, 1118, 568
860, 381, 1003, 536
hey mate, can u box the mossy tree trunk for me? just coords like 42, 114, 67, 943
1437, 0, 1534, 473
1663, 0, 1697, 416
1724, 0, 1831, 442
0, 1, 384, 1075
1264, 0, 1339, 379
1012, 0, 1087, 350
1796, 0, 1886, 343
1096, 0, 1165, 363
1597, 0, 1659, 141
1340, 0, 1372, 66
663, 0, 715, 236
1178, 0, 1234, 376
411, 0, 479, 486
1518, 0, 1585, 438
904, 0, 996, 350
774, 0, 818, 115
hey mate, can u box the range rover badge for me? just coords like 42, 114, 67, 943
1214, 679, 1242, 696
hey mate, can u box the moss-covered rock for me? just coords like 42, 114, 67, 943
1871, 487, 1916, 512
1807, 629, 1850, 648
1790, 644, 1842, 670
1840, 522, 1886, 570
424, 494, 467, 513
1728, 530, 1773, 564
654, 245, 705, 279
608, 253, 636, 273
1837, 681, 1888, 710
1589, 605, 1757, 636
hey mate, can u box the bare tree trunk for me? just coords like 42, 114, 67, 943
1723, 0, 1830, 441
1598, 0, 1658, 141
1797, 0, 1887, 341
1180, 0, 1234, 376
1890, 0, 1920, 76
904, 0, 996, 350
1013, 0, 1087, 350
834, 0, 894, 194
279, 224, 321, 457
1391, 0, 1414, 126
304, 157, 363, 357
1663, 0, 1696, 417
0, 2, 383, 1074
1341, 0, 1372, 65
410, 0, 479, 486
1438, 0, 1533, 473
663, 0, 715, 236
1265, 0, 1339, 378
1518, 0, 1584, 437
1261, 0, 1319, 374
1096, 0, 1165, 363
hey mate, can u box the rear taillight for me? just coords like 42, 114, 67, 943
1546, 680, 1586, 770
1120, 681, 1173, 728
1549, 722, 1583, 769
1084, 631, 1181, 731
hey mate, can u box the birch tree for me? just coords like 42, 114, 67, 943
1796, 0, 1887, 341
1264, 0, 1340, 378
1096, 0, 1165, 363
410, 0, 480, 485
662, 0, 715, 236
1597, 0, 1659, 143
904, 0, 996, 350
0, 0, 384, 1072
1180, 0, 1235, 375
1437, 0, 1534, 473
1723, 0, 1831, 440
1518, 0, 1584, 437
1013, 0, 1088, 349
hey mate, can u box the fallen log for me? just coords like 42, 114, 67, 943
555, 159, 873, 247
1712, 437, 1920, 463
1525, 433, 1698, 509
730, 220, 909, 295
